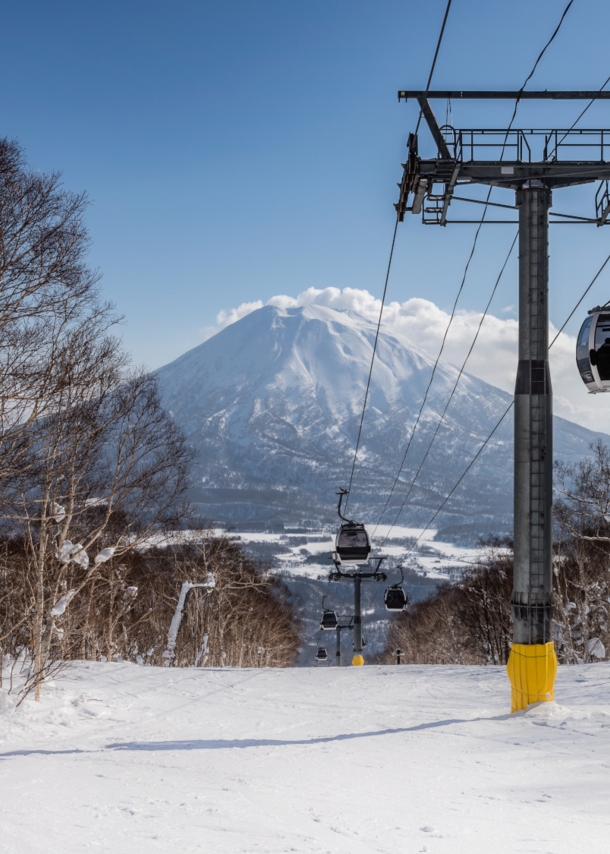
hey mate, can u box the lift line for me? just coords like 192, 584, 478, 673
396, 90, 610, 711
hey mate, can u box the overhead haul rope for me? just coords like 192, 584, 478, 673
549, 251, 610, 347
344, 0, 453, 510
548, 72, 610, 159
503, 0, 575, 131
368, 233, 517, 605
374, 0, 576, 538
400, 250, 610, 562
373, 215, 494, 531
344, 216, 399, 509
377, 230, 519, 544
414, 0, 453, 136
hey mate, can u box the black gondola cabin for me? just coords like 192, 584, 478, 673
320, 610, 338, 631
577, 308, 610, 393
334, 522, 372, 566
384, 585, 408, 612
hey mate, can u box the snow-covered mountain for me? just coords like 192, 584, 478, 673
157, 303, 610, 534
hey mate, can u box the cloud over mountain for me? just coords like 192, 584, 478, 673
161, 302, 608, 532
203, 287, 610, 433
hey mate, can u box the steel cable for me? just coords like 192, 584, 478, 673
548, 73, 610, 159
344, 0, 453, 510
549, 251, 610, 347
375, 0, 576, 541
373, 213, 495, 532
414, 0, 453, 135
377, 230, 518, 544
344, 216, 400, 508
401, 250, 610, 564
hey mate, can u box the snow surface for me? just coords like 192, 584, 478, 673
1, 661, 609, 853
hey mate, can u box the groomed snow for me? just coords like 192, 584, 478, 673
1, 661, 609, 853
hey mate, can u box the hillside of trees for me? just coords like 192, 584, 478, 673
0, 138, 299, 701
382, 441, 610, 667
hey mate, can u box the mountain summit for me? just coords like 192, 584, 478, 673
157, 303, 608, 533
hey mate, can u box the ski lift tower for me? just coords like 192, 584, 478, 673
329, 560, 387, 666
396, 90, 610, 711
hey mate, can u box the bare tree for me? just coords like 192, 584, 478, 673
382, 540, 512, 666
0, 138, 300, 695
554, 441, 610, 664
0, 534, 300, 674
0, 137, 115, 495
5, 325, 191, 698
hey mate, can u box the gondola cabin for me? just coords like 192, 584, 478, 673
384, 585, 408, 612
316, 647, 328, 663
334, 522, 372, 566
577, 308, 610, 393
320, 610, 338, 631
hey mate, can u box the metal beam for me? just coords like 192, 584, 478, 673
353, 576, 362, 660
417, 159, 610, 190
416, 96, 452, 159
399, 90, 610, 101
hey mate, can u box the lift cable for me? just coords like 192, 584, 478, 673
343, 0, 453, 510
344, 216, 399, 509
414, 0, 454, 135
373, 212, 491, 531
547, 75, 610, 159
503, 0, 574, 131
377, 230, 518, 544
402, 402, 514, 561
401, 253, 610, 562
373, 0, 576, 539
549, 251, 610, 348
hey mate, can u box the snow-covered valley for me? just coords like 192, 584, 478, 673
230, 527, 481, 665
1, 661, 609, 853
233, 526, 478, 582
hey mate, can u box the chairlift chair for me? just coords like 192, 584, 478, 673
320, 609, 339, 631
577, 307, 610, 392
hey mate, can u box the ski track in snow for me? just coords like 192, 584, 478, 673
1, 662, 609, 853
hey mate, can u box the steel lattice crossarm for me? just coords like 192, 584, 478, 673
396, 90, 610, 225
398, 90, 610, 100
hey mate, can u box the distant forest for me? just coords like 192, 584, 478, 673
382, 441, 610, 667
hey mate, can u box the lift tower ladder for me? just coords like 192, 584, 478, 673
396, 90, 610, 709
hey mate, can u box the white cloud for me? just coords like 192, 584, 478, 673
201, 300, 264, 340
216, 300, 264, 327
205, 287, 610, 433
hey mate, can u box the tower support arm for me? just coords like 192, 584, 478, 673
417, 160, 610, 190
416, 96, 452, 159
399, 90, 610, 101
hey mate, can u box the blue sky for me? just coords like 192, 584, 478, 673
2, 0, 610, 370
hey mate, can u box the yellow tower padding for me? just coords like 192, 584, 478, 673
506, 642, 557, 713
352, 654, 364, 666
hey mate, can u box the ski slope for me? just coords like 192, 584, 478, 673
1, 661, 609, 853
